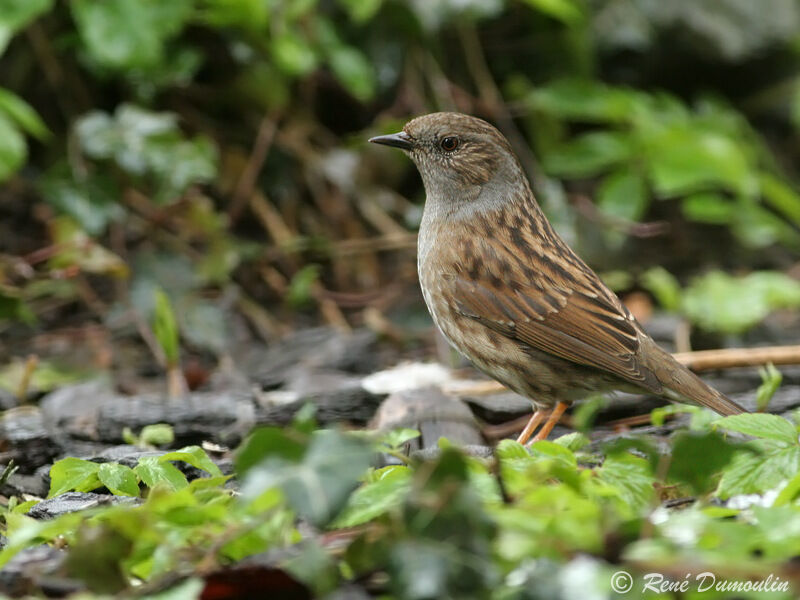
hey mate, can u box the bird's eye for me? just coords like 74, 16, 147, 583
440, 136, 459, 152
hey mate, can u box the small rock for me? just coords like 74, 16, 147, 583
39, 379, 119, 441
27, 492, 139, 520
0, 407, 62, 473
372, 387, 484, 450
96, 391, 256, 445
410, 445, 494, 461
0, 545, 74, 597
255, 368, 384, 426
462, 391, 531, 423
252, 327, 379, 389
1, 466, 49, 498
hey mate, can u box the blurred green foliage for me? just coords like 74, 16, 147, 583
2, 413, 800, 597
0, 0, 797, 356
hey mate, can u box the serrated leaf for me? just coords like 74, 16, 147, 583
97, 462, 140, 496
717, 444, 800, 498
596, 454, 655, 511
715, 413, 798, 444
134, 457, 188, 491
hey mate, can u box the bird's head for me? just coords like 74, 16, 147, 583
369, 112, 526, 210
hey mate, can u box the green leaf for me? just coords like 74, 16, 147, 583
543, 131, 632, 178
236, 427, 307, 475
596, 170, 648, 222
152, 288, 180, 365
640, 266, 682, 312
49, 458, 101, 497
271, 31, 318, 76
159, 446, 223, 477
39, 166, 124, 235
717, 443, 800, 498
241, 429, 373, 526
333, 466, 411, 527
71, 0, 192, 71
97, 463, 140, 496
380, 428, 421, 451
644, 125, 756, 197
715, 413, 798, 444
521, 0, 583, 24
596, 453, 655, 511
74, 105, 218, 204
286, 264, 321, 308
134, 457, 188, 491
139, 423, 175, 447
667, 431, 738, 494
329, 45, 376, 102
681, 192, 735, 225
0, 0, 53, 54
0, 112, 26, 182
0, 88, 48, 139
756, 364, 783, 412
760, 172, 800, 225
682, 270, 800, 334
337, 0, 383, 22
553, 432, 590, 451
528, 79, 643, 123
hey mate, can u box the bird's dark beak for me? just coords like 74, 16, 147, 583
369, 131, 413, 150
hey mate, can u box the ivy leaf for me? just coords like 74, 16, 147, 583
49, 458, 101, 497
333, 466, 411, 527
241, 429, 373, 526
715, 413, 798, 444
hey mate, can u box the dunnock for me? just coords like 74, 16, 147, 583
370, 112, 746, 443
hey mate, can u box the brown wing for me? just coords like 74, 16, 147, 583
444, 264, 664, 395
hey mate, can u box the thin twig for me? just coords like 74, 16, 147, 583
229, 115, 278, 223
672, 345, 800, 372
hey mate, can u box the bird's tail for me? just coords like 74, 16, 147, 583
644, 339, 747, 416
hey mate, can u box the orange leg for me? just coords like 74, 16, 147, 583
516, 410, 545, 445
531, 401, 569, 442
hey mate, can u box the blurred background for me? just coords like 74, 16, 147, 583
1, 0, 800, 397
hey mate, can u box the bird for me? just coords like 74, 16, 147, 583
369, 112, 746, 444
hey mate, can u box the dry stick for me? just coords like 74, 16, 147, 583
672, 345, 800, 372
229, 115, 277, 223
447, 345, 800, 397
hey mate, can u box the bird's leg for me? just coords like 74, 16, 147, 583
531, 401, 569, 442
516, 410, 546, 445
